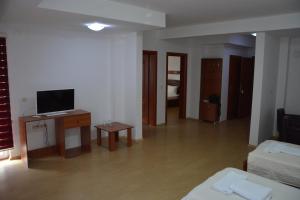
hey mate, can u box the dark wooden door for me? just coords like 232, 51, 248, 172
238, 57, 254, 118
142, 51, 157, 126
142, 53, 149, 124
227, 55, 242, 120
179, 54, 187, 119
199, 58, 222, 119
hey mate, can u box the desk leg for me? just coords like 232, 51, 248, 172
81, 126, 91, 152
115, 131, 119, 142
108, 132, 116, 151
55, 119, 66, 157
97, 129, 102, 145
127, 128, 132, 147
19, 118, 29, 168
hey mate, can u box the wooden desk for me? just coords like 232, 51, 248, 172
19, 110, 91, 168
95, 122, 133, 151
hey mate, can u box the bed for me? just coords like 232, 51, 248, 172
181, 168, 300, 200
247, 140, 300, 187
167, 80, 180, 107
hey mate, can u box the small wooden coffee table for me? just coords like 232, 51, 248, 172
95, 122, 133, 151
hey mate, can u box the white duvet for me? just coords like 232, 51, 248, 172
181, 168, 300, 200
248, 140, 300, 187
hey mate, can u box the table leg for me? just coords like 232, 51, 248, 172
108, 131, 116, 151
81, 126, 91, 152
55, 119, 66, 157
127, 128, 132, 147
97, 129, 102, 145
115, 131, 119, 142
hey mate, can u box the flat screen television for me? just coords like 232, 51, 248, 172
36, 89, 74, 115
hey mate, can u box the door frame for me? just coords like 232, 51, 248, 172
227, 55, 242, 120
143, 50, 157, 126
165, 52, 188, 123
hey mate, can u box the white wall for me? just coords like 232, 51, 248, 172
285, 37, 300, 115
249, 32, 280, 145
1, 24, 142, 156
110, 32, 143, 139
168, 56, 180, 81
168, 56, 180, 71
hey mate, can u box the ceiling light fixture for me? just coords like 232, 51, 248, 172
85, 22, 110, 31
251, 33, 257, 37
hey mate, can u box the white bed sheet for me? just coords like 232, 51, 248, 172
168, 85, 179, 98
247, 140, 300, 187
181, 168, 300, 200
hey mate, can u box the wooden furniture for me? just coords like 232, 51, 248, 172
95, 122, 133, 151
19, 109, 91, 168
168, 70, 180, 74
200, 102, 219, 122
277, 108, 300, 145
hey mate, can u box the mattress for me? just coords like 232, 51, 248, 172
247, 140, 300, 187
168, 85, 179, 98
181, 168, 300, 200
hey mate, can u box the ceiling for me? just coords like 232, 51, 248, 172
0, 0, 299, 32
0, 0, 161, 33
111, 0, 300, 26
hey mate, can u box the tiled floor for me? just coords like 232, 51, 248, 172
0, 107, 252, 200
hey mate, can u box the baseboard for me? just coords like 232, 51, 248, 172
65, 147, 82, 158
10, 155, 21, 160
28, 146, 58, 158
248, 144, 256, 150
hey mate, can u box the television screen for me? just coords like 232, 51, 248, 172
36, 89, 74, 114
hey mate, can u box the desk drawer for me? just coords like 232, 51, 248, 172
63, 114, 91, 128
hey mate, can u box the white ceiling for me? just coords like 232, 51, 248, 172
0, 0, 299, 32
0, 0, 161, 33
111, 0, 300, 26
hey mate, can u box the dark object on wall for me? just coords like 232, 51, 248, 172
277, 108, 300, 145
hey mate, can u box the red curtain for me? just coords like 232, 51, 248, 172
0, 37, 13, 150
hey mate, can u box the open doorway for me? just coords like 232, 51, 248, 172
227, 55, 255, 120
165, 52, 187, 123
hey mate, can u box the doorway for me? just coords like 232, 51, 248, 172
199, 58, 222, 122
143, 50, 157, 126
165, 52, 187, 123
227, 55, 255, 120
